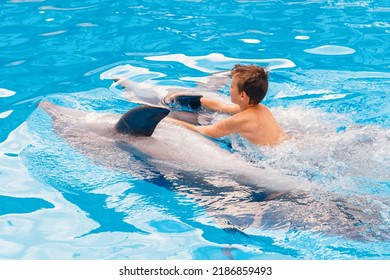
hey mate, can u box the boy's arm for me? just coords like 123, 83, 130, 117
165, 93, 240, 115
200, 97, 240, 115
167, 115, 240, 139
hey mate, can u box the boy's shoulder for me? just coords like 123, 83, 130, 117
234, 104, 273, 124
226, 107, 257, 125
240, 104, 267, 116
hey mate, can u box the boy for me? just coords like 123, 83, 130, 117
167, 64, 289, 147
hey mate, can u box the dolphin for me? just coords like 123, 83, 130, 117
37, 100, 389, 241
38, 101, 309, 193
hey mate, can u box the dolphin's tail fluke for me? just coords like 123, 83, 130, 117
115, 106, 170, 137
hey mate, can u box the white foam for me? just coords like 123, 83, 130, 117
241, 105, 390, 193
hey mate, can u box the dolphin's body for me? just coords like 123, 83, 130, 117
38, 100, 389, 241
39, 101, 308, 193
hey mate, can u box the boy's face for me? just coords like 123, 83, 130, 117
229, 76, 241, 104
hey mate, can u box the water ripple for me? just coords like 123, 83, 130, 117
0, 88, 16, 98
145, 53, 296, 72
304, 45, 356, 55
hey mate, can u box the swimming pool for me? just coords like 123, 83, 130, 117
0, 0, 389, 260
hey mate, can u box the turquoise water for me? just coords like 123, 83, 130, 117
1, 0, 389, 259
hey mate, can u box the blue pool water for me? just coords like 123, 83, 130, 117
1, 0, 389, 260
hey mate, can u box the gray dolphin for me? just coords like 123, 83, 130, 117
39, 101, 309, 192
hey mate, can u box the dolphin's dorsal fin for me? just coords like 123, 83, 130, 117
115, 106, 170, 136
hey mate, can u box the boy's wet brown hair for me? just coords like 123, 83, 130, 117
231, 64, 269, 105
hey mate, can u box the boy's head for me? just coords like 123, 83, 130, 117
231, 64, 268, 105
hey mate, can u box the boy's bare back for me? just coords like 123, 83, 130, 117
229, 104, 288, 146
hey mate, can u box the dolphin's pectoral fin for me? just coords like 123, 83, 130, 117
164, 94, 203, 111
116, 106, 170, 136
